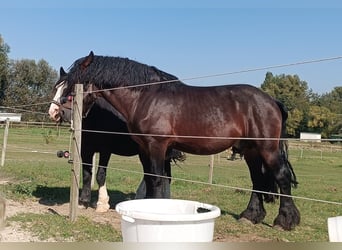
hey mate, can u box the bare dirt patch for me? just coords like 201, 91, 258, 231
0, 199, 122, 242
0, 198, 273, 242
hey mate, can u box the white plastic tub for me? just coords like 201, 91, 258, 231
115, 199, 221, 242
328, 216, 342, 242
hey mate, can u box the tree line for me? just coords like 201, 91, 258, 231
0, 35, 341, 138
261, 72, 342, 138
0, 35, 57, 122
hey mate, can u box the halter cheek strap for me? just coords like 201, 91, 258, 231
51, 95, 73, 110
51, 100, 61, 106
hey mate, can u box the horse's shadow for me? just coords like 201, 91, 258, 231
32, 185, 135, 208
220, 209, 239, 219
32, 185, 266, 226
219, 209, 273, 228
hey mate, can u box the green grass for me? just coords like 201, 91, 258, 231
8, 213, 121, 241
0, 126, 342, 242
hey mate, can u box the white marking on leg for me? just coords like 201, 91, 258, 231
96, 182, 110, 213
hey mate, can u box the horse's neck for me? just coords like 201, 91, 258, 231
95, 98, 127, 122
101, 89, 139, 122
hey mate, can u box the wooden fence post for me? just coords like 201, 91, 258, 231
208, 155, 214, 184
1, 118, 10, 167
0, 196, 5, 229
69, 84, 83, 222
91, 153, 97, 188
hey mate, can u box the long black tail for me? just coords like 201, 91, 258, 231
162, 149, 186, 184
276, 100, 298, 188
166, 149, 186, 164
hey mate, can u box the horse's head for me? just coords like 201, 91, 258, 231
48, 56, 98, 123
48, 67, 72, 123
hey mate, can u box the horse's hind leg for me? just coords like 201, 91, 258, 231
272, 159, 300, 230
262, 149, 300, 230
239, 152, 267, 224
95, 152, 111, 212
139, 149, 170, 199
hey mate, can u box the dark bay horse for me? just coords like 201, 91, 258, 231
49, 67, 185, 212
60, 51, 300, 230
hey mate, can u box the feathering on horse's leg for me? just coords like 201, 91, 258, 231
272, 161, 300, 229
268, 148, 300, 230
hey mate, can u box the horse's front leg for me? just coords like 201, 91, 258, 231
79, 152, 93, 208
140, 143, 169, 198
95, 152, 111, 212
135, 160, 171, 199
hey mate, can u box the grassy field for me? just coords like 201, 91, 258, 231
0, 125, 341, 242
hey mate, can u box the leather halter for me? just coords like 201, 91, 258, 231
51, 96, 73, 110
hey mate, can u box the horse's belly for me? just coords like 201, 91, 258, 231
173, 139, 234, 155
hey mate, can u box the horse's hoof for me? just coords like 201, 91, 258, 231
96, 196, 110, 213
273, 208, 300, 231
95, 203, 110, 213
238, 217, 254, 225
272, 224, 285, 231
78, 200, 90, 209
78, 204, 88, 209
239, 207, 266, 224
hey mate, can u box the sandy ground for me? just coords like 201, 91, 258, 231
0, 198, 274, 242
0, 199, 122, 242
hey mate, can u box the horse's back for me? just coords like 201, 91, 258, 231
168, 84, 282, 137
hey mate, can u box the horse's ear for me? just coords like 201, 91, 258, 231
60, 67, 67, 76
81, 51, 94, 70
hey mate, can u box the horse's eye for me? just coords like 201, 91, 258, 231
60, 97, 68, 104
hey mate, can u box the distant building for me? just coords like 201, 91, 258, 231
0, 113, 22, 122
300, 132, 321, 142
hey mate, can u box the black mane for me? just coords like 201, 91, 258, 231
67, 55, 185, 91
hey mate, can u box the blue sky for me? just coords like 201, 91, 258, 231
1, 1, 342, 94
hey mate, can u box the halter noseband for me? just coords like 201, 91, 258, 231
51, 95, 73, 110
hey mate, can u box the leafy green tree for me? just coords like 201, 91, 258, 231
0, 35, 10, 106
318, 87, 342, 135
307, 105, 336, 137
261, 72, 310, 111
319, 87, 342, 114
287, 108, 303, 137
3, 59, 57, 121
261, 72, 311, 137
